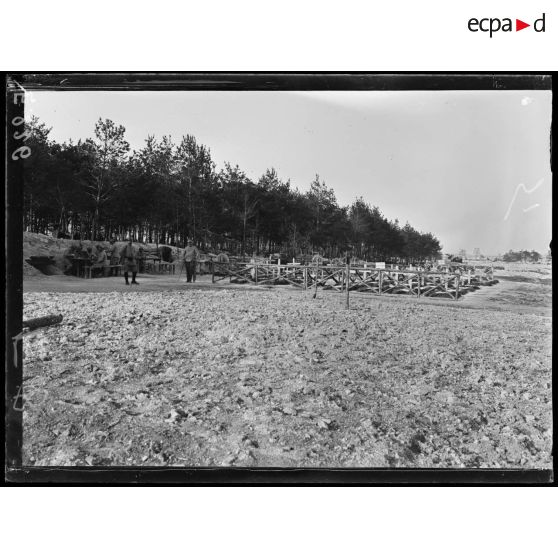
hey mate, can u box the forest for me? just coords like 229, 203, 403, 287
23, 117, 443, 262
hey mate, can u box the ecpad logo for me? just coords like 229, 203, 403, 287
468, 13, 545, 37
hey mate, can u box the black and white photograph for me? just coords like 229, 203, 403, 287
6, 73, 553, 478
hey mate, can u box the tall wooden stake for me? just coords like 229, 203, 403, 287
345, 256, 350, 309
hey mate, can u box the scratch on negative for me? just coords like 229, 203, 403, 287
523, 203, 540, 213
504, 179, 544, 221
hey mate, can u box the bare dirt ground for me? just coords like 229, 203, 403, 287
459, 264, 552, 316
21, 262, 552, 469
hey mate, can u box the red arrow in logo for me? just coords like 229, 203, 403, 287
516, 19, 530, 31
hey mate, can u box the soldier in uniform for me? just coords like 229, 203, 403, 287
183, 239, 200, 283
107, 237, 120, 275
120, 238, 139, 285
91, 244, 109, 277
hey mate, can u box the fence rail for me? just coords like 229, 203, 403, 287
210, 262, 496, 300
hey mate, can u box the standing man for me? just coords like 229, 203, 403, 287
183, 239, 200, 283
120, 238, 139, 285
107, 236, 119, 276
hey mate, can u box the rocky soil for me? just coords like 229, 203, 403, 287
22, 285, 552, 468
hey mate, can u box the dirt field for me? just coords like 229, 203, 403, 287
21, 262, 552, 469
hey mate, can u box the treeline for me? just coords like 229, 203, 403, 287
502, 250, 543, 263
23, 117, 442, 261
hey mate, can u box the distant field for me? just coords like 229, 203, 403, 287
490, 264, 552, 309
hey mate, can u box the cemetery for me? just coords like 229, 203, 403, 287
21, 230, 552, 468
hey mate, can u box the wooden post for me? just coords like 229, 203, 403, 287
23, 314, 63, 330
456, 274, 460, 299
379, 270, 383, 295
303, 266, 307, 290
345, 257, 350, 309
211, 261, 215, 283
255, 264, 258, 285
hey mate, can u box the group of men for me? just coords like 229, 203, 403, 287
119, 238, 200, 284
69, 237, 201, 285
67, 238, 139, 284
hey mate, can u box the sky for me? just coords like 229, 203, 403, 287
25, 88, 552, 256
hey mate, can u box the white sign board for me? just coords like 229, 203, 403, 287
437, 259, 447, 266
375, 262, 386, 269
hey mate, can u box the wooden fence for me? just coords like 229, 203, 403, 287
210, 262, 496, 300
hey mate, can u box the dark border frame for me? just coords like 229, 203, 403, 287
4, 72, 554, 485
6, 72, 554, 91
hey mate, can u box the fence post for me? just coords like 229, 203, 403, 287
211, 261, 215, 283
255, 264, 258, 285
345, 257, 350, 309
